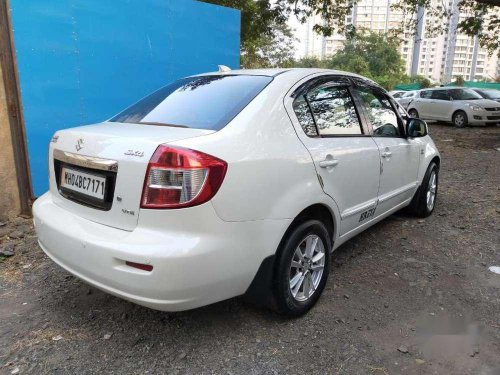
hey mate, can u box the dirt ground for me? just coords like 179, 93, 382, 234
1, 124, 499, 375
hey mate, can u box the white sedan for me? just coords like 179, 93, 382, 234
33, 68, 440, 316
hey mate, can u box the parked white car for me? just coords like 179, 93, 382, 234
33, 68, 440, 316
407, 87, 500, 127
389, 90, 406, 99
396, 90, 417, 109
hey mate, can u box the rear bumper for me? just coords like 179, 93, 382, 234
33, 192, 290, 311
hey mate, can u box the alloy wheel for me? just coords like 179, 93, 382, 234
454, 114, 465, 127
289, 234, 326, 302
426, 170, 437, 211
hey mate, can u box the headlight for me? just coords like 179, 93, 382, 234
468, 104, 481, 111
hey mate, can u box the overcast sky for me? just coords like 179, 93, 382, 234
287, 14, 307, 58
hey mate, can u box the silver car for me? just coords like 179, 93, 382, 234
407, 87, 500, 127
396, 91, 417, 109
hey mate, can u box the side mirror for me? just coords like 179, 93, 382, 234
406, 118, 428, 138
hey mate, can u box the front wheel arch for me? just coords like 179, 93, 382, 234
407, 161, 439, 217
452, 110, 468, 127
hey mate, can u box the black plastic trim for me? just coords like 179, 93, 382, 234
243, 255, 277, 308
54, 160, 116, 211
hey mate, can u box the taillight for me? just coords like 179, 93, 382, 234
141, 145, 227, 209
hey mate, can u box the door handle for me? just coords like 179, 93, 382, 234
319, 159, 339, 168
381, 151, 392, 158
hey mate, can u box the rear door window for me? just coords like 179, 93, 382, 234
110, 75, 273, 131
431, 90, 451, 101
292, 82, 362, 136
420, 90, 432, 99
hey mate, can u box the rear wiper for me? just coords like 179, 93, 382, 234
139, 121, 189, 128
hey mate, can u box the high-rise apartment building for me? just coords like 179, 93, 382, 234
295, 0, 499, 83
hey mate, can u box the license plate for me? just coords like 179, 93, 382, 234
60, 167, 106, 200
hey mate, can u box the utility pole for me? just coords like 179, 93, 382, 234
410, 5, 425, 77
443, 0, 459, 84
469, 35, 479, 81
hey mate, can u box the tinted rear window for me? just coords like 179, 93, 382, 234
110, 75, 273, 130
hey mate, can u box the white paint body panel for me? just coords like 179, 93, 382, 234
408, 91, 500, 125
33, 68, 440, 311
49, 123, 213, 231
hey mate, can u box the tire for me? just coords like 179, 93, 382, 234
452, 110, 468, 127
407, 162, 439, 218
273, 220, 331, 317
408, 109, 419, 118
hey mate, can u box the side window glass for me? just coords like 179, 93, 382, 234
306, 85, 362, 136
431, 90, 450, 101
354, 86, 400, 137
420, 90, 432, 99
292, 95, 318, 137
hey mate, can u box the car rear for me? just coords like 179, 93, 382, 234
33, 72, 297, 311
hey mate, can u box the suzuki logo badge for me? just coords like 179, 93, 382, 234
75, 138, 84, 152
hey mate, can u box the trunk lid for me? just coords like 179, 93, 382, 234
49, 122, 214, 231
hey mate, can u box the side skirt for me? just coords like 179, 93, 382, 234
333, 197, 412, 250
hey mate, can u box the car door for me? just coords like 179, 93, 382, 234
286, 76, 381, 236
413, 90, 433, 118
429, 89, 453, 120
351, 82, 421, 216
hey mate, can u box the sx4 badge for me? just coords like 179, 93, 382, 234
359, 208, 376, 222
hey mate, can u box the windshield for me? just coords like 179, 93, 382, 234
110, 75, 273, 130
403, 91, 415, 97
448, 88, 483, 100
477, 90, 500, 99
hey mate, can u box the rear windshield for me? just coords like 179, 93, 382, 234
110, 75, 273, 130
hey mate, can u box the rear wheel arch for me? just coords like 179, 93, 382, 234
243, 203, 336, 308
284, 204, 336, 248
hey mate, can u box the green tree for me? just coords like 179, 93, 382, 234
201, 0, 286, 64
241, 22, 297, 68
411, 75, 433, 88
204, 1, 500, 58
453, 76, 466, 86
322, 30, 409, 89
293, 56, 326, 68
393, 1, 499, 55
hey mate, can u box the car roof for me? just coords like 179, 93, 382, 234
420, 87, 472, 91
195, 67, 376, 82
